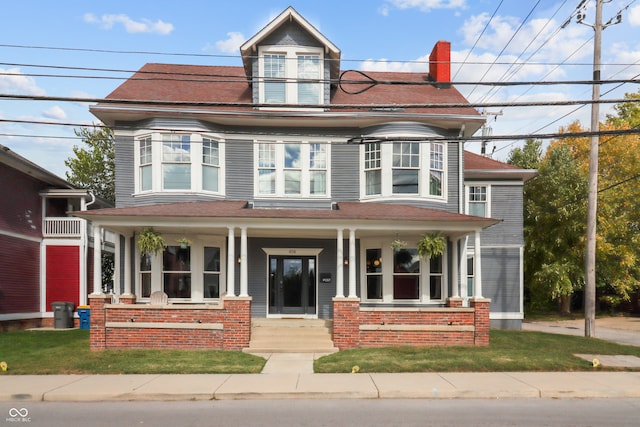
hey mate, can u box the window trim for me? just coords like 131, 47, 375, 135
133, 132, 225, 196
254, 139, 331, 198
360, 239, 447, 303
360, 141, 447, 202
465, 184, 491, 217
258, 45, 324, 108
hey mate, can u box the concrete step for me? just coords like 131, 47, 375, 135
246, 318, 338, 354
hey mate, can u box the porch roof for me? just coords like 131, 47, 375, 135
74, 200, 499, 233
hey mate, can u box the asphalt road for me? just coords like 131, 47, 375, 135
2, 399, 639, 427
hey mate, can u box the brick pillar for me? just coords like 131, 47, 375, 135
470, 297, 491, 346
119, 295, 137, 304
332, 297, 360, 350
447, 297, 463, 308
89, 294, 113, 351
222, 296, 252, 350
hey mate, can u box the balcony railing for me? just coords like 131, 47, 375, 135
43, 217, 83, 238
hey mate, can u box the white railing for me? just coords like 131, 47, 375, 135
44, 217, 83, 238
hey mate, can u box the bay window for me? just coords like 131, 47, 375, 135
202, 138, 219, 192
162, 134, 191, 190
139, 137, 152, 192
361, 141, 446, 199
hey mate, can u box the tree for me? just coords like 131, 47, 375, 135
606, 89, 640, 128
522, 141, 588, 314
507, 138, 543, 170
64, 126, 115, 204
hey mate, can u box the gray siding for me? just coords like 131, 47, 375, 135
331, 143, 359, 201
114, 133, 135, 208
482, 184, 525, 246
480, 247, 521, 314
225, 139, 254, 200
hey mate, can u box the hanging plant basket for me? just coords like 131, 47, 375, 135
391, 239, 407, 250
136, 227, 167, 255
177, 238, 192, 249
417, 232, 446, 260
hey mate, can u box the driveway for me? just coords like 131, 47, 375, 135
522, 316, 640, 347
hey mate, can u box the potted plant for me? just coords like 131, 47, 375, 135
417, 232, 446, 260
177, 238, 192, 249
390, 239, 407, 251
136, 227, 167, 255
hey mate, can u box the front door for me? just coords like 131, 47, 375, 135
269, 255, 316, 316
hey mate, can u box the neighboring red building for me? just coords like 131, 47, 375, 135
0, 144, 111, 330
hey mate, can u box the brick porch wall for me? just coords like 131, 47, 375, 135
88, 295, 251, 351
333, 297, 491, 349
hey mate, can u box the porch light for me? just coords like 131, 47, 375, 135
237, 256, 242, 264
344, 258, 349, 265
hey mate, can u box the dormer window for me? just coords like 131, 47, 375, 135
259, 46, 323, 106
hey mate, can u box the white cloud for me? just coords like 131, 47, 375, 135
215, 32, 246, 53
0, 68, 46, 96
385, 0, 466, 12
42, 106, 67, 121
629, 5, 640, 26
84, 13, 174, 35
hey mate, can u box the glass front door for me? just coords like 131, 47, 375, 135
269, 255, 316, 315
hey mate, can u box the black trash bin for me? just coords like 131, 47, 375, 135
52, 302, 74, 329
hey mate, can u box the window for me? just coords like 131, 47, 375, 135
297, 55, 320, 104
264, 54, 286, 103
365, 143, 381, 196
430, 255, 443, 300
365, 248, 383, 300
202, 138, 219, 192
430, 143, 444, 196
139, 137, 152, 192
392, 142, 420, 194
393, 248, 420, 299
258, 143, 277, 194
163, 246, 191, 299
203, 247, 221, 299
140, 253, 152, 298
362, 142, 446, 199
256, 141, 329, 197
162, 134, 191, 190
259, 47, 323, 106
468, 185, 488, 217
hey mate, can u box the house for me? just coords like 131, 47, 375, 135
0, 144, 112, 331
79, 7, 535, 351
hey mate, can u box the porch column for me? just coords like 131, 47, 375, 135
348, 228, 357, 298
461, 236, 469, 301
239, 227, 248, 297
336, 228, 344, 298
92, 224, 102, 295
123, 234, 132, 295
474, 230, 483, 298
226, 227, 236, 297
451, 237, 460, 298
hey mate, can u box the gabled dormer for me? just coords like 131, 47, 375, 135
240, 6, 341, 108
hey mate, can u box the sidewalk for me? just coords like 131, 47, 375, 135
2, 371, 640, 401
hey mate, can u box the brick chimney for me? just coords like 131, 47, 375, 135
429, 40, 451, 83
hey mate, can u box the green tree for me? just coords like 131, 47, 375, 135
606, 89, 640, 128
507, 138, 543, 169
64, 126, 115, 204
521, 141, 588, 313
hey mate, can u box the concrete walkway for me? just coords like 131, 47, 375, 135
522, 316, 640, 347
2, 371, 640, 401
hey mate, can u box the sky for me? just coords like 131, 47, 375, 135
1, 0, 639, 178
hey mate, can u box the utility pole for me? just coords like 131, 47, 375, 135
480, 109, 502, 157
577, 0, 621, 337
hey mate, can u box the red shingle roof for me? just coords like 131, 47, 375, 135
464, 150, 520, 171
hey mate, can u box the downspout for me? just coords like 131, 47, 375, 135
81, 190, 96, 304
458, 125, 465, 214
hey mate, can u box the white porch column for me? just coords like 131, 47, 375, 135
474, 230, 483, 298
348, 228, 357, 298
123, 234, 132, 295
461, 236, 469, 301
239, 227, 248, 297
451, 237, 460, 298
92, 225, 102, 295
113, 234, 121, 295
336, 228, 344, 298
226, 227, 236, 297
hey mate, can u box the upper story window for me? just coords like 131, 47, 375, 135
135, 133, 225, 195
466, 185, 490, 217
362, 142, 446, 200
256, 141, 329, 197
259, 46, 323, 106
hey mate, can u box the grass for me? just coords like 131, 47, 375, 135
314, 329, 640, 373
1, 328, 639, 375
0, 329, 265, 375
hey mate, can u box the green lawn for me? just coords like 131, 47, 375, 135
314, 329, 640, 373
0, 329, 265, 375
1, 328, 639, 375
